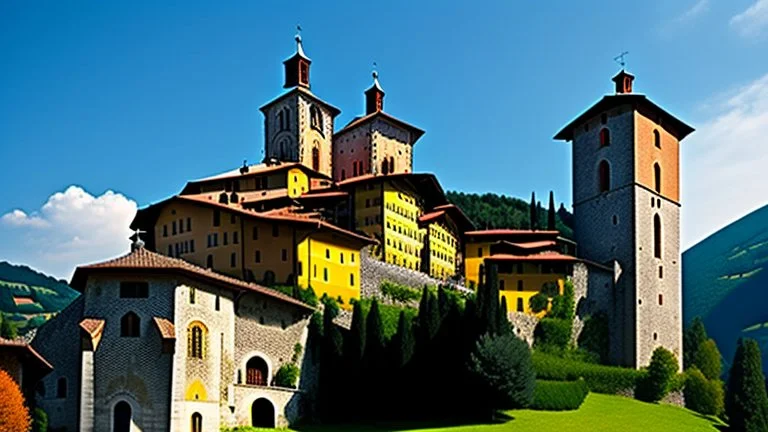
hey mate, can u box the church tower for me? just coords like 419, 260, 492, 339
555, 70, 694, 369
259, 31, 340, 177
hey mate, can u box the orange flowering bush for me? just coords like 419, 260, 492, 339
0, 368, 31, 432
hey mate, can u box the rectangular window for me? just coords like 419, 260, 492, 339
298, 261, 303, 276
231, 214, 236, 224
233, 232, 239, 244
282, 249, 288, 261
351, 253, 355, 263
213, 210, 221, 227
213, 233, 218, 247
517, 280, 523, 291
323, 268, 328, 282
350, 273, 355, 286
230, 253, 236, 268
477, 247, 482, 257
190, 287, 196, 304
215, 294, 220, 311
517, 297, 523, 312
174, 243, 180, 257
172, 221, 177, 235
325, 249, 330, 259
168, 244, 173, 256
253, 226, 259, 240
190, 239, 195, 253
120, 282, 149, 298
272, 223, 279, 237
179, 218, 184, 233
187, 217, 192, 232
163, 225, 168, 237
340, 253, 344, 264
313, 265, 317, 278
223, 232, 228, 245
255, 250, 261, 263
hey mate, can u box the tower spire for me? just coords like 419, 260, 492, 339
365, 62, 385, 114
283, 25, 311, 89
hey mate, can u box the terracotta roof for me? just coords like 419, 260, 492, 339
418, 210, 445, 225
167, 195, 375, 245
334, 111, 425, 143
495, 240, 558, 250
78, 318, 105, 338
236, 189, 291, 204
259, 86, 341, 116
0, 337, 53, 371
336, 173, 447, 206
298, 190, 348, 200
484, 252, 579, 262
554, 93, 694, 141
465, 229, 560, 236
70, 247, 315, 311
153, 317, 175, 339
430, 204, 476, 232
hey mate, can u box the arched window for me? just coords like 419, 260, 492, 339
113, 401, 132, 432
654, 129, 661, 148
654, 214, 662, 259
312, 146, 320, 172
191, 413, 203, 432
600, 128, 610, 147
120, 312, 140, 337
353, 161, 358, 176
246, 356, 269, 386
252, 398, 275, 428
188, 322, 207, 359
310, 105, 322, 131
381, 159, 389, 175
57, 377, 67, 398
654, 163, 661, 193
598, 160, 610, 193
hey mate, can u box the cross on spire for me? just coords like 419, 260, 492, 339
131, 228, 146, 251
614, 51, 629, 69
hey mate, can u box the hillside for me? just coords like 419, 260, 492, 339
683, 202, 768, 374
0, 261, 79, 333
446, 191, 573, 239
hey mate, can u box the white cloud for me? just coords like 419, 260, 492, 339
682, 73, 768, 249
730, 0, 768, 37
0, 186, 138, 279
677, 0, 710, 22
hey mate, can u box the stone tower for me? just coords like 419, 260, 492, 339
555, 70, 694, 368
260, 32, 340, 177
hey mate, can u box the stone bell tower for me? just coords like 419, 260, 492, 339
555, 69, 694, 368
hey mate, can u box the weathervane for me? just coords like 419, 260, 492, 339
614, 51, 629, 69
131, 228, 146, 251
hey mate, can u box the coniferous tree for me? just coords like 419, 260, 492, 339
480, 263, 500, 335
529, 192, 537, 230
726, 338, 768, 432
345, 301, 366, 364
537, 201, 544, 230
694, 339, 722, 381
497, 296, 510, 335
365, 299, 386, 370
392, 310, 414, 368
548, 191, 556, 231
319, 302, 343, 419
684, 317, 708, 370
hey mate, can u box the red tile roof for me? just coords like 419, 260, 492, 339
0, 337, 53, 371
484, 252, 578, 262
418, 210, 445, 225
298, 190, 348, 200
334, 111, 425, 143
465, 229, 560, 236
78, 318, 105, 338
259, 86, 341, 116
496, 240, 558, 249
70, 247, 315, 311
153, 317, 175, 339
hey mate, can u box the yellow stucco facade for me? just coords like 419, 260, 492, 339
296, 232, 361, 308
426, 221, 458, 280
383, 182, 424, 271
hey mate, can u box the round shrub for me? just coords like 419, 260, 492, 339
470, 332, 535, 412
273, 363, 300, 389
531, 379, 589, 411
684, 367, 724, 416
636, 347, 679, 403
534, 318, 572, 349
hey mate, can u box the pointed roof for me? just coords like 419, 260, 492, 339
334, 110, 425, 143
284, 32, 311, 63
259, 86, 341, 117
365, 70, 385, 95
70, 247, 315, 311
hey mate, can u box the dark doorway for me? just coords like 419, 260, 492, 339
113, 401, 132, 432
251, 398, 275, 428
246, 357, 269, 386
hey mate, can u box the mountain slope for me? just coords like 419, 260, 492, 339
683, 203, 768, 373
0, 261, 79, 333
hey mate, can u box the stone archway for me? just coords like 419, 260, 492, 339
251, 398, 275, 428
113, 401, 132, 432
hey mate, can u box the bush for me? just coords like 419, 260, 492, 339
380, 281, 421, 304
273, 363, 300, 389
0, 314, 18, 339
470, 332, 535, 416
694, 339, 722, 380
636, 347, 679, 403
578, 312, 609, 364
534, 318, 571, 349
550, 280, 575, 321
684, 367, 724, 416
532, 351, 644, 394
33, 407, 48, 432
531, 379, 589, 411
0, 369, 30, 432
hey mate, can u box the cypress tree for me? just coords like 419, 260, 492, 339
426, 293, 441, 342
481, 263, 500, 335
529, 192, 537, 230
684, 317, 708, 370
726, 338, 768, 432
365, 299, 386, 366
438, 286, 449, 318
547, 191, 556, 231
497, 296, 510, 335
537, 201, 544, 231
392, 310, 414, 368
363, 299, 386, 417
345, 301, 366, 364
320, 303, 343, 419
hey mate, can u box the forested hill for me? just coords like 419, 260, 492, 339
446, 191, 574, 239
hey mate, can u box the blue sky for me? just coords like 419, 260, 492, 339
2, 0, 768, 279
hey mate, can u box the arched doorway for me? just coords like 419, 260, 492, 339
251, 398, 275, 428
113, 401, 132, 432
246, 356, 269, 386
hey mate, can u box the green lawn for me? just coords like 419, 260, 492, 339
235, 393, 724, 432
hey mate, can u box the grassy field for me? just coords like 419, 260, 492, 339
232, 393, 724, 432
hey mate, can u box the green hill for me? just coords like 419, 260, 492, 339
0, 261, 79, 333
683, 202, 768, 374
446, 191, 573, 238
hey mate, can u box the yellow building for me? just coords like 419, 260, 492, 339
418, 204, 474, 280
464, 229, 577, 316
131, 191, 374, 308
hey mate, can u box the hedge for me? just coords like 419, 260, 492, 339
531, 379, 589, 411
534, 318, 572, 349
532, 351, 645, 394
